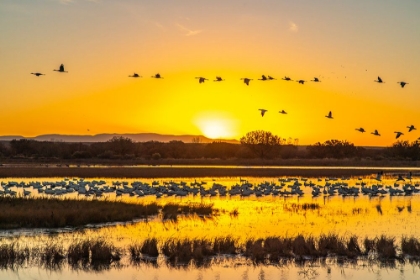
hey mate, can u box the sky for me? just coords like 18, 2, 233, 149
1, 0, 420, 146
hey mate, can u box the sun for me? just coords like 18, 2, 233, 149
195, 114, 238, 139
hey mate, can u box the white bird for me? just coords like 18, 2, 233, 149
214, 76, 224, 82
279, 110, 287, 114
374, 76, 384, 83
53, 64, 67, 73
325, 111, 333, 119
196, 77, 208, 83
371, 130, 381, 136
356, 127, 366, 133
394, 131, 404, 139
151, 73, 163, 79
31, 72, 45, 76
259, 109, 267, 117
407, 125, 416, 132
398, 81, 408, 88
241, 78, 252, 86
129, 73, 141, 78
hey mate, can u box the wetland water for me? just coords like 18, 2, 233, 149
1, 173, 420, 279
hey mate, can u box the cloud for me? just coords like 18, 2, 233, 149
289, 21, 298, 32
176, 23, 202, 37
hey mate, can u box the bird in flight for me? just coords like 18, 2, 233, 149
259, 75, 268, 81
398, 81, 409, 88
214, 76, 224, 82
297, 80, 305, 85
241, 78, 252, 86
325, 111, 333, 119
196, 77, 208, 83
394, 131, 404, 139
31, 72, 45, 76
371, 130, 381, 136
151, 73, 163, 79
407, 125, 416, 132
282, 76, 292, 81
268, 76, 276, 80
279, 110, 287, 114
374, 76, 384, 83
259, 109, 267, 117
311, 77, 321, 82
53, 64, 67, 73
129, 73, 141, 78
355, 127, 366, 133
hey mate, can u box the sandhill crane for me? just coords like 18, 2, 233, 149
129, 73, 141, 78
268, 76, 276, 80
259, 109, 267, 117
374, 76, 384, 83
356, 127, 366, 133
311, 77, 320, 82
394, 131, 404, 139
325, 111, 333, 119
297, 80, 305, 84
151, 73, 163, 79
259, 75, 268, 81
214, 76, 224, 82
279, 110, 287, 114
53, 64, 67, 73
398, 81, 408, 88
196, 77, 208, 83
31, 72, 45, 76
371, 130, 381, 136
407, 125, 416, 132
241, 78, 252, 86
282, 76, 292, 81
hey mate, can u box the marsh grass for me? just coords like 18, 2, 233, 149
283, 203, 320, 213
401, 236, 420, 257
162, 203, 214, 221
0, 241, 30, 267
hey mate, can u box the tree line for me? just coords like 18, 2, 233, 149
0, 131, 419, 161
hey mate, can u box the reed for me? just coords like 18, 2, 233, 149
140, 238, 159, 257
401, 236, 420, 257
213, 236, 237, 254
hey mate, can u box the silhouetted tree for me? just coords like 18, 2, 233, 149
307, 139, 358, 159
107, 136, 135, 156
387, 140, 420, 160
240, 130, 282, 159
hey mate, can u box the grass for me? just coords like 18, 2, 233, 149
0, 197, 214, 229
283, 203, 320, 213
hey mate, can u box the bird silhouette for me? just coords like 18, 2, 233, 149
151, 73, 163, 79
374, 76, 384, 83
394, 131, 404, 139
279, 110, 287, 114
268, 76, 276, 80
241, 78, 252, 86
31, 72, 45, 76
129, 73, 141, 78
325, 111, 333, 119
259, 109, 267, 117
282, 76, 292, 81
407, 125, 416, 132
371, 130, 381, 136
311, 77, 320, 82
258, 75, 268, 81
297, 80, 305, 84
53, 64, 67, 73
398, 81, 408, 88
214, 76, 224, 82
196, 77, 208, 83
356, 127, 366, 133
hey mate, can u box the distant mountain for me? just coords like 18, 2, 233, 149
0, 133, 240, 144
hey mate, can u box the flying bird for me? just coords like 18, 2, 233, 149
356, 127, 366, 133
374, 76, 384, 83
282, 76, 292, 81
259, 109, 267, 117
371, 130, 381, 136
311, 77, 320, 82
297, 80, 305, 84
259, 75, 268, 81
129, 73, 141, 78
151, 73, 163, 79
31, 72, 45, 76
241, 78, 252, 86
214, 76, 224, 82
196, 77, 208, 83
268, 76, 276, 80
398, 81, 408, 88
394, 131, 404, 139
407, 125, 416, 132
279, 110, 287, 114
53, 64, 67, 73
325, 111, 333, 119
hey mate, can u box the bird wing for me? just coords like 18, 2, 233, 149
60, 64, 64, 71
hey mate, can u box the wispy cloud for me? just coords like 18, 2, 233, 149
289, 21, 299, 32
176, 23, 202, 37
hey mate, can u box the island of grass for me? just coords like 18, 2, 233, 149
0, 197, 214, 229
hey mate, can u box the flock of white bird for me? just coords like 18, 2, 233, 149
1, 173, 419, 198
31, 64, 416, 141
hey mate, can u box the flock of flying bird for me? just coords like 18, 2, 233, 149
31, 64, 415, 140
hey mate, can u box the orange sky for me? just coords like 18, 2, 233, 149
1, 0, 420, 145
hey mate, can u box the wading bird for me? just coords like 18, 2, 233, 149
196, 77, 208, 83
398, 81, 408, 88
394, 131, 404, 139
214, 76, 224, 82
311, 77, 320, 82
374, 76, 384, 83
53, 64, 67, 73
259, 109, 267, 117
241, 78, 252, 86
282, 76, 292, 81
325, 111, 333, 119
31, 72, 45, 76
356, 127, 366, 133
371, 130, 381, 136
408, 125, 416, 132
279, 110, 287, 114
151, 73, 163, 79
129, 73, 141, 78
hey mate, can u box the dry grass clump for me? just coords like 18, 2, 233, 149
68, 239, 91, 266
292, 235, 318, 258
162, 203, 214, 220
363, 235, 397, 259
401, 236, 420, 257
213, 236, 237, 254
140, 238, 159, 257
90, 239, 121, 263
264, 237, 293, 261
284, 203, 320, 213
0, 241, 30, 267
318, 234, 348, 257
244, 239, 265, 262
161, 238, 213, 264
